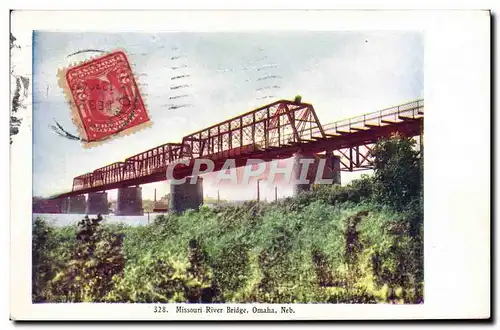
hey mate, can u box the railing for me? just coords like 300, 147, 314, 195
264, 99, 424, 146
320, 99, 423, 136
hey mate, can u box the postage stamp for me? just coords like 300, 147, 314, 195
57, 50, 151, 148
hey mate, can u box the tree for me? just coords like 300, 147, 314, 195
371, 134, 422, 212
32, 218, 56, 302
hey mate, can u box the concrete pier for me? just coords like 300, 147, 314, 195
60, 197, 69, 213
116, 186, 143, 216
292, 151, 341, 196
86, 192, 109, 215
169, 177, 203, 214
67, 195, 87, 214
331, 154, 341, 185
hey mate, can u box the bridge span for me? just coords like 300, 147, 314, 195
40, 98, 423, 215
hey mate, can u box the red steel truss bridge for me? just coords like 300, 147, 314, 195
56, 98, 424, 198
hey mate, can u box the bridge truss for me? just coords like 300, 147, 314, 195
63, 98, 423, 197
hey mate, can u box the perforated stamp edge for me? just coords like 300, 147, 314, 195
56, 48, 152, 149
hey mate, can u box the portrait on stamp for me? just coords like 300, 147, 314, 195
57, 50, 151, 147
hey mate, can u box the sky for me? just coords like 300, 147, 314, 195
32, 31, 423, 201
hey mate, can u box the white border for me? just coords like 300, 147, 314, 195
10, 10, 490, 320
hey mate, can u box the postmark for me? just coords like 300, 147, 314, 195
57, 50, 151, 148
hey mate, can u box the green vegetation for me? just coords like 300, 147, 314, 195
32, 134, 423, 303
204, 195, 227, 205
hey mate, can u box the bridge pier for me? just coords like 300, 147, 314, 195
86, 192, 109, 215
67, 195, 87, 214
330, 153, 341, 185
116, 187, 143, 216
293, 151, 341, 196
60, 197, 69, 213
169, 177, 203, 214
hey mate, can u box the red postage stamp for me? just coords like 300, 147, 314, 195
57, 50, 151, 147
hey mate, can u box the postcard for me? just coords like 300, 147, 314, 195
10, 10, 490, 321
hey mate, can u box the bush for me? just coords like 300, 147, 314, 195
106, 239, 214, 303
209, 242, 252, 301
46, 215, 125, 302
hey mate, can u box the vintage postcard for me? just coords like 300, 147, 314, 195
10, 10, 490, 321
